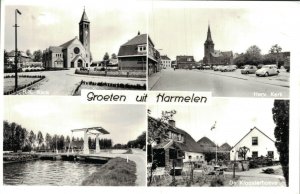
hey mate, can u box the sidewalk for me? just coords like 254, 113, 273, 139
148, 71, 163, 90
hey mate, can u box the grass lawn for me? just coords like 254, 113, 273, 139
4, 77, 41, 93
81, 157, 136, 186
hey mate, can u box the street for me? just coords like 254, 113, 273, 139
5, 69, 146, 95
149, 69, 289, 98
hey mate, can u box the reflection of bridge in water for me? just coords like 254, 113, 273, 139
35, 152, 122, 163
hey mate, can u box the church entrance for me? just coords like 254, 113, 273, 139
77, 59, 83, 68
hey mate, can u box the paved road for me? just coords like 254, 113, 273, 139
149, 69, 289, 98
6, 69, 146, 95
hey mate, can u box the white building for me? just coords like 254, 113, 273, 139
160, 55, 172, 68
230, 127, 279, 161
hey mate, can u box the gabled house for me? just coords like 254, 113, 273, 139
118, 32, 147, 71
230, 127, 279, 161
160, 55, 172, 69
176, 55, 196, 69
148, 116, 205, 171
197, 137, 231, 161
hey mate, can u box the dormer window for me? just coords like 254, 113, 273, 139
138, 45, 147, 53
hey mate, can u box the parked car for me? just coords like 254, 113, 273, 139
255, 65, 279, 76
221, 65, 235, 72
241, 65, 257, 74
203, 65, 211, 70
213, 65, 221, 71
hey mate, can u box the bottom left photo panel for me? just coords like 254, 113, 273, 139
3, 96, 146, 186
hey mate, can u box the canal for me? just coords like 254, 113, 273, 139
3, 160, 103, 185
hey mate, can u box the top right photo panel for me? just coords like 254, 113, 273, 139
148, 2, 295, 98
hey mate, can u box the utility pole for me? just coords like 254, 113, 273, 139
14, 9, 22, 92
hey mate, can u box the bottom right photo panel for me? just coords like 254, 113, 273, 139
147, 99, 289, 187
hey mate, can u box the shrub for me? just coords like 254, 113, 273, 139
210, 177, 224, 187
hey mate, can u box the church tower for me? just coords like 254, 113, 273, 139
79, 8, 90, 52
204, 25, 214, 65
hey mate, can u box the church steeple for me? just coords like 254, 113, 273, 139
206, 25, 213, 43
79, 8, 90, 53
204, 24, 214, 65
80, 7, 90, 23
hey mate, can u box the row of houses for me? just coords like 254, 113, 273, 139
148, 116, 279, 171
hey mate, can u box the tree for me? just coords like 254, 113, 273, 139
272, 100, 289, 186
111, 53, 117, 59
37, 131, 44, 150
103, 52, 110, 68
148, 110, 176, 144
269, 44, 282, 66
33, 50, 43, 62
28, 130, 36, 150
4, 50, 9, 65
26, 49, 32, 58
45, 133, 52, 150
245, 45, 262, 65
238, 146, 250, 160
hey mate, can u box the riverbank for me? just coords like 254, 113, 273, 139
3, 153, 38, 164
81, 157, 136, 186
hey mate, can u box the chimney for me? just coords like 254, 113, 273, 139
137, 31, 140, 35
168, 119, 175, 128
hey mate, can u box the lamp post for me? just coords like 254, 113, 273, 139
14, 9, 22, 92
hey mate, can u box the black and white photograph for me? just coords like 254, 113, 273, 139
148, 2, 293, 98
3, 1, 148, 96
147, 99, 289, 187
3, 96, 146, 186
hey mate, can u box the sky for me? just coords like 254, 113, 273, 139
3, 0, 148, 61
4, 96, 146, 144
149, 1, 299, 61
3, 1, 299, 62
148, 98, 281, 147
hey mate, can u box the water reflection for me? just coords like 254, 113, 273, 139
3, 160, 103, 185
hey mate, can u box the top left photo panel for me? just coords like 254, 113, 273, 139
2, 0, 149, 96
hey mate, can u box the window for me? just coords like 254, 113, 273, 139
138, 45, 147, 53
268, 151, 274, 159
187, 58, 192, 62
252, 151, 258, 158
252, 137, 258, 145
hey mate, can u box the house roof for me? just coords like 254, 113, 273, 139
197, 136, 217, 152
48, 46, 63, 53
219, 143, 232, 151
59, 37, 78, 48
210, 50, 233, 58
161, 55, 171, 60
122, 34, 147, 46
149, 116, 203, 153
176, 55, 195, 63
231, 127, 275, 151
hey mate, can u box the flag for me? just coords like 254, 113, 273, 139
16, 9, 22, 15
211, 121, 216, 131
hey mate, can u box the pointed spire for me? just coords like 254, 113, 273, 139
206, 24, 212, 42
80, 7, 90, 23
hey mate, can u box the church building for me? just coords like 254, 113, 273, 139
203, 25, 233, 66
43, 9, 92, 69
